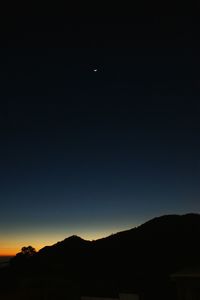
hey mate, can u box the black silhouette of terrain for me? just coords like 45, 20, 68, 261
1, 213, 200, 299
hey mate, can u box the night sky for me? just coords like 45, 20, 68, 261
1, 12, 200, 255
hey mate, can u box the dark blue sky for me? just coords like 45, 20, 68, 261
0, 13, 200, 254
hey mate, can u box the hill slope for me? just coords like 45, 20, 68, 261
10, 213, 200, 298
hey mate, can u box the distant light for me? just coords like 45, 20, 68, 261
93, 69, 98, 72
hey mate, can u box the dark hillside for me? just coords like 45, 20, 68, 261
8, 213, 200, 299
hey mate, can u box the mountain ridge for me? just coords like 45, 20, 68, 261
38, 213, 200, 252
9, 213, 200, 299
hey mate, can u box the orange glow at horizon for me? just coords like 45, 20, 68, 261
0, 232, 110, 256
0, 223, 138, 256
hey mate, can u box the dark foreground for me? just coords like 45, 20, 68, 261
1, 214, 200, 300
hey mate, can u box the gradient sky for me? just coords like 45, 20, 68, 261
0, 13, 200, 255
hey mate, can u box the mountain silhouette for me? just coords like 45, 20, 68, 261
9, 213, 200, 299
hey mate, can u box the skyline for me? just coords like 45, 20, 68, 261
1, 14, 200, 256
1, 213, 198, 256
